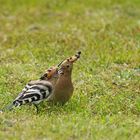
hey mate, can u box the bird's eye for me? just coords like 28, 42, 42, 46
47, 69, 52, 72
66, 65, 70, 68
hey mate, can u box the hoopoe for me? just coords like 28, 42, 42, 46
21, 65, 59, 94
47, 51, 81, 104
1, 65, 62, 113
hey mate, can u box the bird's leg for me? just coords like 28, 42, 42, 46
33, 104, 39, 114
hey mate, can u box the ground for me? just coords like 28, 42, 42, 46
0, 0, 140, 140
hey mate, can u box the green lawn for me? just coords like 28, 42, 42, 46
0, 0, 140, 139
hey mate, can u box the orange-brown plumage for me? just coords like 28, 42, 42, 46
47, 51, 81, 104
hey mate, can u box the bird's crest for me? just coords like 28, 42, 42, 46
61, 51, 81, 65
40, 66, 58, 80
40, 51, 81, 79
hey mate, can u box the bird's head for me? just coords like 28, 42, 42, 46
40, 66, 58, 80
58, 51, 81, 74
40, 51, 81, 79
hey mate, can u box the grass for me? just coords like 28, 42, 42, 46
0, 0, 140, 139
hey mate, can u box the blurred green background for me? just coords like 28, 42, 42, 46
0, 0, 140, 140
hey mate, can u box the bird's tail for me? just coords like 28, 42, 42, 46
0, 103, 14, 113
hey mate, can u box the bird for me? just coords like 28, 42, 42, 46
21, 65, 59, 95
46, 51, 81, 105
0, 52, 81, 113
1, 65, 62, 113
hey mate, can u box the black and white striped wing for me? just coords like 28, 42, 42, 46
13, 82, 52, 106
17, 80, 44, 97
17, 84, 32, 97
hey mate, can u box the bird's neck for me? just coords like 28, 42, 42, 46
48, 78, 58, 87
60, 71, 72, 80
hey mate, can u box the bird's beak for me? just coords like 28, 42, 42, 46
57, 61, 64, 67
